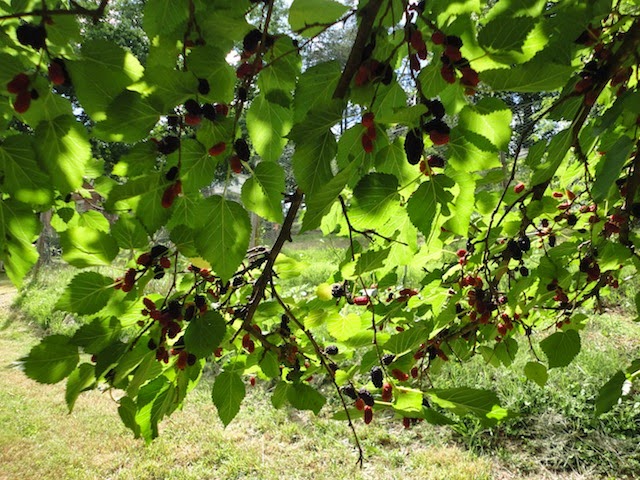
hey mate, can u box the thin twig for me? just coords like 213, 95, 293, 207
270, 281, 365, 467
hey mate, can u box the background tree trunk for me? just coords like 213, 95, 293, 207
33, 210, 53, 278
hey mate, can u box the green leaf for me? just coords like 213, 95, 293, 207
327, 313, 367, 342
481, 62, 574, 92
46, 15, 81, 48
136, 376, 174, 441
59, 226, 119, 268
111, 215, 149, 250
198, 7, 252, 53
167, 193, 204, 229
271, 380, 290, 408
260, 351, 281, 378
143, 0, 189, 38
432, 0, 480, 20
289, 99, 344, 142
393, 388, 423, 414
407, 175, 454, 239
106, 173, 171, 234
241, 162, 285, 223
336, 125, 370, 170
292, 130, 337, 195
197, 117, 234, 151
136, 66, 198, 112
286, 382, 326, 414
595, 90, 640, 135
111, 142, 158, 178
0, 135, 53, 206
447, 128, 502, 171
176, 139, 218, 193
94, 91, 161, 143
193, 196, 251, 282
531, 129, 572, 185
289, 0, 350, 37
170, 225, 199, 258
417, 62, 450, 98
445, 167, 475, 236
94, 341, 128, 379
212, 371, 246, 427
17, 78, 74, 128
354, 248, 391, 275
127, 352, 163, 397
151, 381, 178, 436
55, 272, 115, 315
66, 39, 144, 121
258, 36, 301, 95
524, 361, 548, 387
540, 330, 581, 368
598, 242, 632, 272
483, 0, 547, 20
0, 199, 41, 286
71, 317, 121, 354
423, 408, 456, 426
35, 115, 91, 195
478, 15, 536, 53
592, 135, 634, 203
457, 98, 512, 151
65, 363, 95, 412
118, 396, 141, 438
187, 46, 236, 103
112, 342, 151, 386
494, 338, 519, 367
375, 140, 416, 185
428, 387, 508, 421
21, 335, 79, 384
383, 327, 429, 354
374, 81, 408, 121
349, 173, 400, 230
183, 311, 226, 359
300, 157, 362, 233
0, 52, 27, 86
595, 370, 626, 416
77, 211, 110, 232
293, 61, 342, 122
246, 96, 293, 162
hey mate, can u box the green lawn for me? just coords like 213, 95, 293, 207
0, 287, 491, 480
3, 266, 640, 479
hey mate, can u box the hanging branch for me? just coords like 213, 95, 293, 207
270, 281, 365, 467
333, 0, 385, 100
0, 0, 110, 21
242, 0, 388, 332
239, 188, 304, 333
620, 143, 640, 246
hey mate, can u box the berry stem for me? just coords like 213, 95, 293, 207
270, 282, 365, 467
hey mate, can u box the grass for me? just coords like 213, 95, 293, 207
278, 231, 425, 294
6, 249, 640, 479
2, 311, 627, 480
10, 263, 78, 335
0, 280, 492, 480
434, 313, 640, 477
